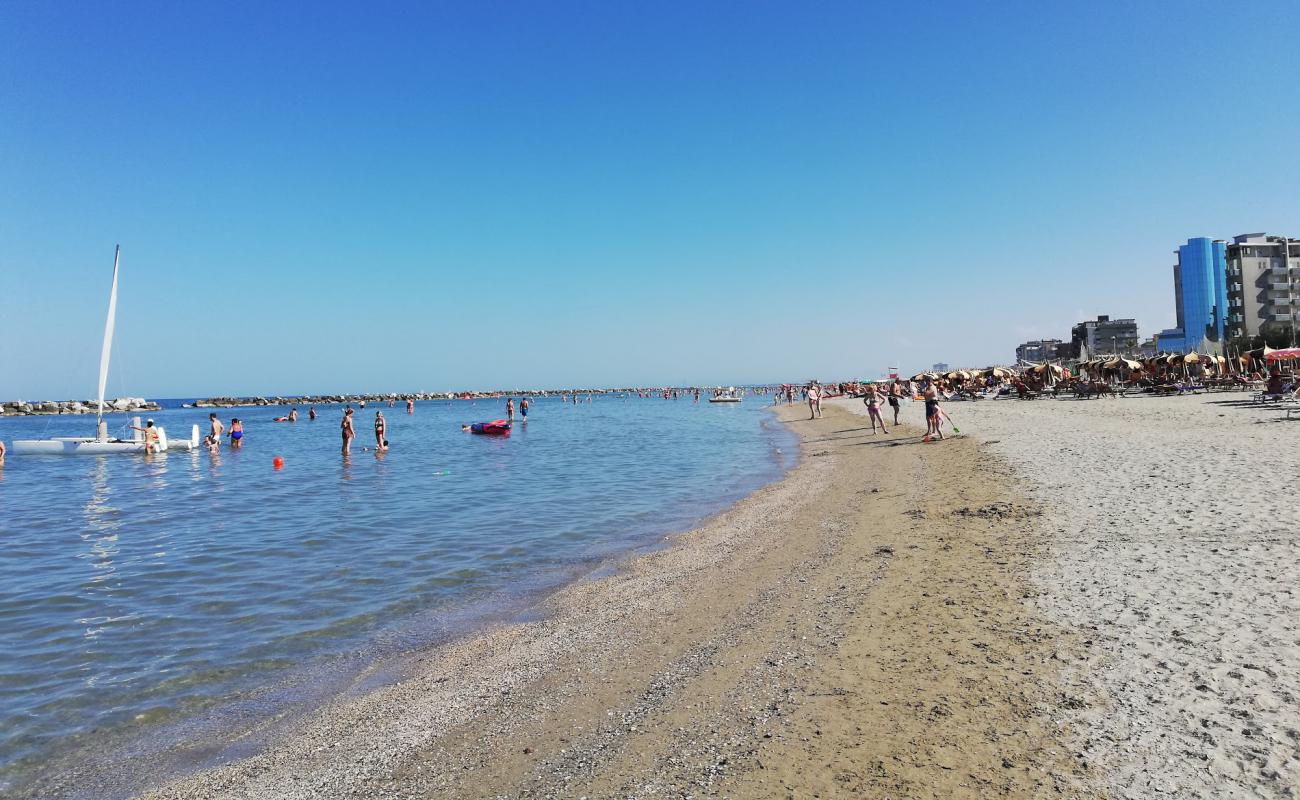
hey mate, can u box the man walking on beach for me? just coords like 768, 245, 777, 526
888, 380, 903, 425
341, 408, 355, 454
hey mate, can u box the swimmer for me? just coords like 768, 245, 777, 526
309, 406, 317, 421
289, 407, 298, 423
406, 397, 414, 414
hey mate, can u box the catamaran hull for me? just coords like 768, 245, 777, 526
11, 424, 196, 455
11, 439, 148, 455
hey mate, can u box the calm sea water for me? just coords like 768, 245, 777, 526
0, 395, 793, 795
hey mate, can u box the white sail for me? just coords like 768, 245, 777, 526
96, 245, 120, 428
11, 243, 174, 456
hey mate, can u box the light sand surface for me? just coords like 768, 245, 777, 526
34, 402, 1100, 800
840, 392, 1299, 799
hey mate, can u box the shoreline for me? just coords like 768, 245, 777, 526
74, 401, 1095, 799
11, 407, 798, 800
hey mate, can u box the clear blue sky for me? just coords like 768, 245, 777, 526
3, 1, 1298, 398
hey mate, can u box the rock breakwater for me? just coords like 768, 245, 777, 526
1, 398, 160, 416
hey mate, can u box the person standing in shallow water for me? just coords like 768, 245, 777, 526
341, 408, 355, 454
374, 410, 387, 451
227, 418, 244, 449
308, 406, 317, 421
506, 398, 515, 422
520, 397, 529, 421
406, 397, 414, 414
208, 413, 224, 447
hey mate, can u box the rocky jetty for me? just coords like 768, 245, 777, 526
191, 392, 457, 408
188, 388, 670, 407
0, 397, 160, 416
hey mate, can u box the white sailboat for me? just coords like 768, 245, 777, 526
11, 246, 198, 455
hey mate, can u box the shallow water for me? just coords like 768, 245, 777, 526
0, 395, 794, 793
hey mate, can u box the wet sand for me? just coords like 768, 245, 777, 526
118, 402, 1090, 799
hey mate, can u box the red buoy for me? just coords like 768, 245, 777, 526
273, 456, 284, 470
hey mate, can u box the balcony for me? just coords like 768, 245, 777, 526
1270, 282, 1295, 291
1270, 263, 1293, 275
1272, 312, 1298, 322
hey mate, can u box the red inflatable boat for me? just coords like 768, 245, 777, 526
466, 419, 511, 436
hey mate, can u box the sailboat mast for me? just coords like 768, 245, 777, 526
96, 245, 121, 436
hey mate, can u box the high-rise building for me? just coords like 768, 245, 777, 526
1224, 233, 1300, 341
1156, 238, 1228, 354
1070, 315, 1139, 358
931, 362, 950, 373
1015, 339, 1063, 364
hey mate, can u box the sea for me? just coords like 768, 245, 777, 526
0, 394, 795, 797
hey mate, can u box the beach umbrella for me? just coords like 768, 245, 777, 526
1265, 347, 1300, 362
1183, 352, 1201, 364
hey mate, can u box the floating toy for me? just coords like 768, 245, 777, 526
463, 420, 511, 436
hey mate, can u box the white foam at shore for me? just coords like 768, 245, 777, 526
855, 393, 1299, 798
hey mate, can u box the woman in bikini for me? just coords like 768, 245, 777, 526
863, 383, 889, 434
374, 411, 387, 451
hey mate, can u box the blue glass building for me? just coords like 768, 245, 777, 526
1158, 237, 1227, 353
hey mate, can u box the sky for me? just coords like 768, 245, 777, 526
3, 1, 1299, 398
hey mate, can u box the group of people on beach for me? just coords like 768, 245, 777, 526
796, 378, 951, 441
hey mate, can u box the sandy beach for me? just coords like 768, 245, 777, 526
28, 392, 1296, 799
867, 392, 1297, 799
22, 401, 1093, 800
